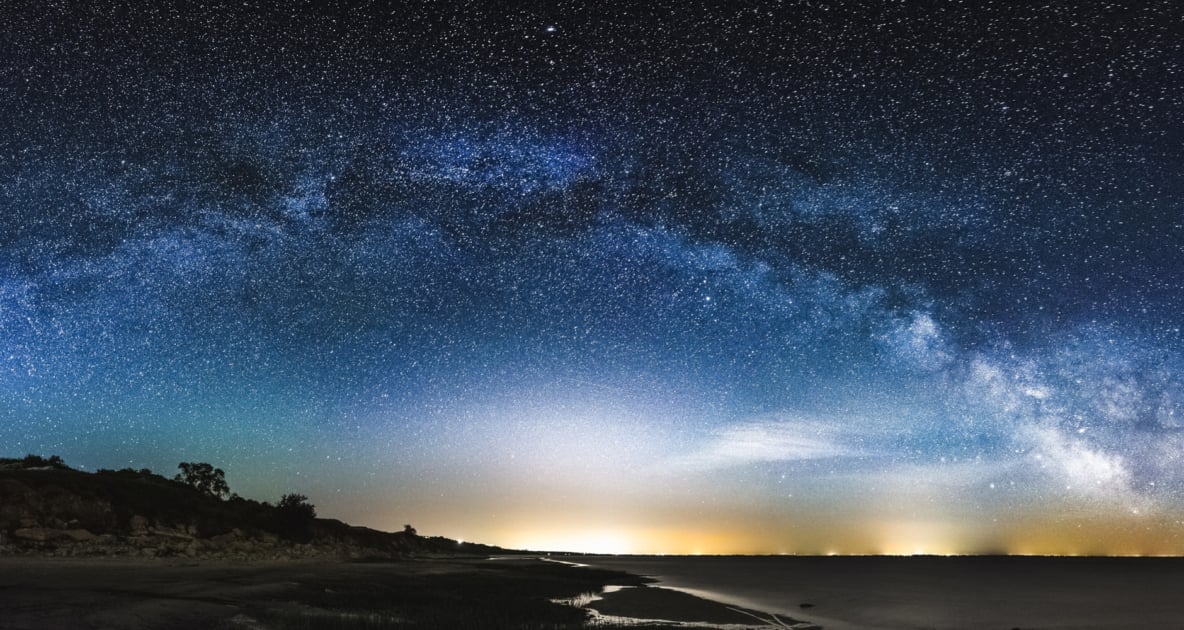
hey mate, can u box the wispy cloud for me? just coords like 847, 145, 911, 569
669, 417, 859, 472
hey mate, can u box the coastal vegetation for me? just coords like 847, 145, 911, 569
0, 455, 500, 560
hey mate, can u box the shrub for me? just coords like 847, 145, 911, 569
174, 462, 230, 499
278, 493, 317, 520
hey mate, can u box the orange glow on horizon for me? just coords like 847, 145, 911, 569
344, 492, 1184, 557
461, 514, 1184, 557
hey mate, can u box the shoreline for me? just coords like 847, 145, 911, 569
538, 554, 816, 628
8, 554, 1184, 629
537, 554, 814, 625
582, 582, 817, 628
572, 554, 1184, 630
0, 554, 800, 629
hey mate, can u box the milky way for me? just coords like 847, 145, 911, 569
2, 1, 1183, 554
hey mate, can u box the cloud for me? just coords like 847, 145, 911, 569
670, 417, 859, 472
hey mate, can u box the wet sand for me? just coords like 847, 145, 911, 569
587, 584, 813, 627
576, 555, 1184, 629
0, 556, 784, 629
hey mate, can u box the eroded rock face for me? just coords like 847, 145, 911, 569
0, 478, 117, 534
1, 518, 397, 560
62, 529, 97, 542
40, 488, 116, 531
210, 530, 241, 544
11, 528, 98, 543
0, 480, 42, 529
0, 474, 408, 561
149, 526, 194, 540
128, 515, 150, 535
13, 528, 55, 542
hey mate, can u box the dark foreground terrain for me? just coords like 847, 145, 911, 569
0, 457, 799, 629
0, 556, 788, 630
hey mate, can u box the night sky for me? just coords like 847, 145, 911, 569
3, 1, 1183, 555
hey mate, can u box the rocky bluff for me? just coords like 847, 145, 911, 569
0, 457, 500, 561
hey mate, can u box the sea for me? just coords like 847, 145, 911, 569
569, 555, 1184, 629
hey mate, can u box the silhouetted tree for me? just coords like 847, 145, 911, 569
403, 524, 417, 536
275, 493, 317, 542
21, 454, 67, 469
277, 493, 316, 520
174, 462, 230, 499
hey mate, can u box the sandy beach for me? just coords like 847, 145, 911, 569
0, 556, 784, 629
10, 553, 1182, 629
585, 584, 815, 627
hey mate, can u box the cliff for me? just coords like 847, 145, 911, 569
0, 457, 505, 561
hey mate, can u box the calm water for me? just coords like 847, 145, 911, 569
571, 555, 1184, 629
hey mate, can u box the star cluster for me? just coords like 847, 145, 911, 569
2, 1, 1183, 554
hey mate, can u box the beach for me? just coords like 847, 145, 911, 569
575, 555, 1184, 629
0, 556, 785, 629
6, 554, 1183, 629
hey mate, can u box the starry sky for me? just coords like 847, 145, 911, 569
3, 1, 1183, 555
